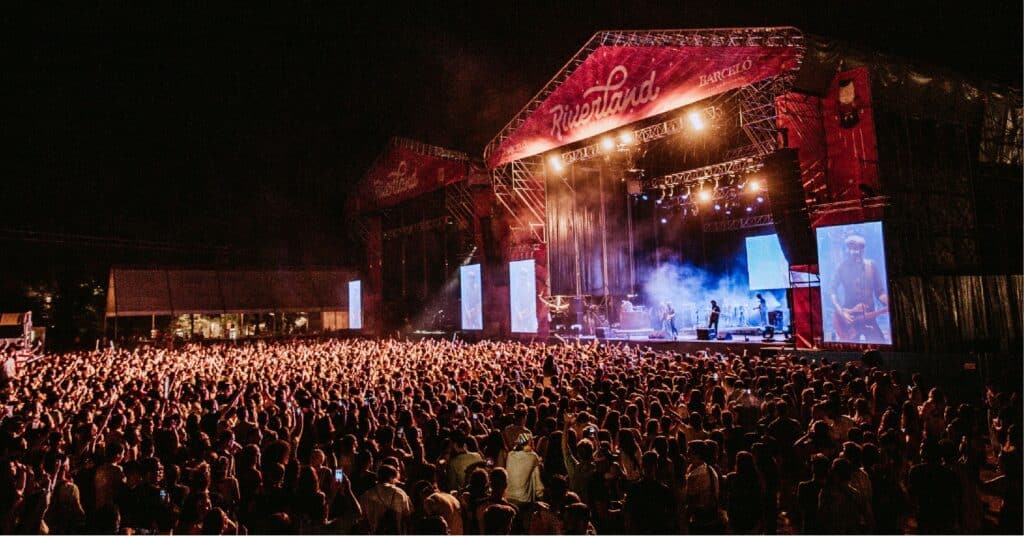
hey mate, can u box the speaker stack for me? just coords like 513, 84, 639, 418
764, 149, 817, 266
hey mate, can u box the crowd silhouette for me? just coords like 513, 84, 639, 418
0, 338, 1020, 534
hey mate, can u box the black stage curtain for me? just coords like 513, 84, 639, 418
547, 163, 631, 297
889, 274, 1023, 354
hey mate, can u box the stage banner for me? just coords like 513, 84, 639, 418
487, 45, 801, 168
357, 145, 469, 210
822, 66, 880, 203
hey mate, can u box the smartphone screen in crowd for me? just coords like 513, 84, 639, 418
334, 468, 344, 482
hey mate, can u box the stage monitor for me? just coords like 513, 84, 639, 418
816, 221, 891, 345
746, 233, 791, 290
460, 264, 483, 330
509, 259, 538, 333
348, 280, 362, 330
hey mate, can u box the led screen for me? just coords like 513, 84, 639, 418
746, 233, 791, 290
348, 280, 362, 330
509, 260, 538, 333
460, 264, 483, 330
816, 221, 891, 344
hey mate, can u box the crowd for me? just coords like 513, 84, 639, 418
0, 337, 1020, 534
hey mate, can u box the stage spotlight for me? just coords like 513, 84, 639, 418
600, 136, 615, 152
746, 206, 753, 212
548, 155, 564, 173
748, 180, 761, 193
688, 111, 705, 130
641, 194, 648, 201
725, 208, 732, 215
714, 203, 721, 211
660, 217, 668, 224
698, 189, 711, 203
756, 196, 764, 203
618, 131, 635, 145
656, 199, 662, 205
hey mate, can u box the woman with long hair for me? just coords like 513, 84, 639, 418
724, 451, 764, 534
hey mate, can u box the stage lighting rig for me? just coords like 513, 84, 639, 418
688, 111, 705, 130
548, 154, 565, 174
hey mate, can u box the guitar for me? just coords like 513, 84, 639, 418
832, 303, 888, 340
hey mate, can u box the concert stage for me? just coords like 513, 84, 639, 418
561, 330, 792, 357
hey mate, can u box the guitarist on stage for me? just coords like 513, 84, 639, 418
708, 300, 721, 335
829, 234, 889, 343
661, 301, 678, 339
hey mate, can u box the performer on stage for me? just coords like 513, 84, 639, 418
708, 300, 720, 334
661, 301, 677, 339
756, 293, 768, 329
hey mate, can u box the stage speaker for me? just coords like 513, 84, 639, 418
696, 328, 711, 341
764, 149, 817, 266
716, 332, 732, 341
792, 55, 839, 97
595, 327, 607, 340
480, 216, 496, 259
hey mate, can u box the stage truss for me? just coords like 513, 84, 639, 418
348, 137, 478, 243
485, 27, 805, 247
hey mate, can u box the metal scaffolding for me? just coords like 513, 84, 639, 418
484, 27, 805, 250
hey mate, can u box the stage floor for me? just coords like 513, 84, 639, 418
554, 329, 793, 356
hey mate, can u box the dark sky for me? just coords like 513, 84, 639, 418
4, 1, 1021, 268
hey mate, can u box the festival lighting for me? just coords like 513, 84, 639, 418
698, 188, 712, 203
548, 154, 564, 174
714, 203, 721, 211
756, 196, 764, 203
688, 111, 705, 130
618, 131, 635, 145
660, 217, 668, 224
600, 136, 616, 152
748, 180, 761, 193
641, 194, 648, 201
746, 206, 754, 212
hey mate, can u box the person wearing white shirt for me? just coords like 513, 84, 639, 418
504, 433, 544, 506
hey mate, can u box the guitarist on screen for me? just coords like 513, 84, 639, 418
829, 234, 889, 343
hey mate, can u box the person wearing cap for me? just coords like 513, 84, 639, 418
505, 432, 544, 506
828, 233, 889, 343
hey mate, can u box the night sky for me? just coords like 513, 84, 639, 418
4, 1, 1021, 270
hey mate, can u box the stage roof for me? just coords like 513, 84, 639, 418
348, 137, 486, 214
105, 268, 359, 317
484, 27, 806, 168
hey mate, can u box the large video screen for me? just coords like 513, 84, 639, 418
509, 259, 538, 333
460, 264, 483, 330
348, 280, 362, 330
816, 221, 891, 344
746, 233, 790, 290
